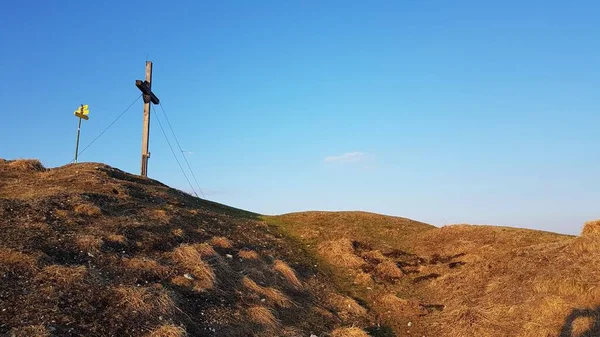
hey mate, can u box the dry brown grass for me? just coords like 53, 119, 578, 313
54, 209, 69, 218
273, 259, 302, 289
330, 327, 370, 337
7, 159, 46, 172
374, 260, 403, 280
114, 285, 174, 316
0, 248, 38, 274
152, 209, 170, 222
210, 236, 233, 249
36, 265, 86, 285
317, 239, 364, 268
582, 219, 600, 236
75, 234, 103, 253
74, 203, 102, 217
172, 228, 184, 237
239, 249, 260, 260
106, 234, 126, 243
247, 305, 279, 330
193, 243, 217, 258
171, 244, 215, 291
326, 293, 367, 322
242, 276, 292, 307
146, 324, 187, 337
171, 275, 194, 288
122, 257, 169, 278
572, 316, 595, 336
9, 324, 50, 337
361, 249, 386, 264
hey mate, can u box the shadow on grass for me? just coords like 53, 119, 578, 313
559, 307, 600, 337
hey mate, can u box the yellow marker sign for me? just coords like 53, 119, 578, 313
74, 104, 90, 120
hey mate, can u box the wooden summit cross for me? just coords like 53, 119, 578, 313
135, 61, 160, 177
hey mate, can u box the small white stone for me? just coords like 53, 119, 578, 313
226, 254, 233, 259
408, 322, 412, 327
183, 273, 194, 280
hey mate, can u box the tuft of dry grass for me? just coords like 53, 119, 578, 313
74, 203, 102, 217
152, 209, 170, 222
330, 327, 370, 337
122, 257, 169, 278
247, 306, 280, 330
171, 275, 194, 288
171, 244, 215, 291
114, 285, 174, 316
106, 234, 126, 243
210, 236, 233, 249
242, 276, 292, 307
75, 234, 103, 253
317, 239, 364, 268
273, 259, 302, 289
0, 248, 38, 274
54, 209, 69, 218
194, 243, 217, 258
239, 249, 260, 260
374, 260, 403, 280
172, 228, 184, 237
582, 219, 600, 236
7, 159, 46, 172
146, 324, 187, 337
36, 265, 86, 285
572, 316, 595, 336
9, 325, 50, 337
326, 293, 367, 321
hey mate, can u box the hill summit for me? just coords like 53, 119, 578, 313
1, 158, 600, 337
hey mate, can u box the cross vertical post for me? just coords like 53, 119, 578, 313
136, 61, 160, 177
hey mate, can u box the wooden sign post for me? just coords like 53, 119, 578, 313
135, 61, 160, 177
73, 104, 89, 163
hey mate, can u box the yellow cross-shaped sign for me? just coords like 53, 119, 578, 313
74, 104, 90, 120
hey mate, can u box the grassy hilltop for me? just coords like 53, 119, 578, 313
1, 158, 599, 337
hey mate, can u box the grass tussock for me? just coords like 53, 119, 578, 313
171, 244, 216, 291
74, 203, 102, 217
193, 243, 217, 258
247, 306, 279, 330
114, 285, 174, 316
75, 234, 103, 253
106, 234, 126, 243
172, 228, 184, 237
239, 249, 260, 260
122, 257, 169, 278
582, 219, 600, 236
326, 293, 367, 321
317, 238, 364, 268
374, 260, 403, 280
9, 324, 50, 337
146, 324, 187, 337
171, 275, 194, 288
7, 159, 46, 172
273, 259, 302, 289
152, 209, 170, 222
0, 248, 38, 274
36, 265, 86, 285
330, 327, 370, 337
242, 276, 292, 307
210, 236, 233, 249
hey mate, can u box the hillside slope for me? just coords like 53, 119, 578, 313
269, 212, 600, 337
3, 158, 600, 337
0, 159, 371, 337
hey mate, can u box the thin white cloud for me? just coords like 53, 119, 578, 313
324, 152, 367, 164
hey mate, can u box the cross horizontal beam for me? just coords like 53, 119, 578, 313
135, 80, 160, 104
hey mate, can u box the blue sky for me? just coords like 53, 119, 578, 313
1, 1, 599, 234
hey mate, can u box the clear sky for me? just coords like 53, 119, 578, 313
1, 1, 599, 235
